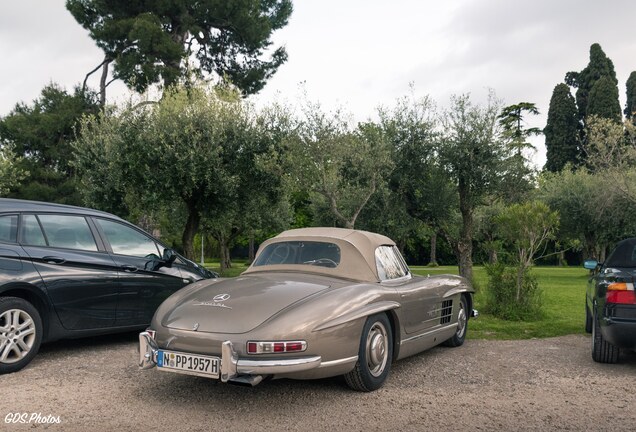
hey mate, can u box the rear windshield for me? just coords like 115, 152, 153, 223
605, 238, 636, 268
253, 241, 341, 268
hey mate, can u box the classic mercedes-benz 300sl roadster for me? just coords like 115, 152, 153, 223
139, 228, 477, 391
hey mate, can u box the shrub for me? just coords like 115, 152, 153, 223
485, 263, 543, 321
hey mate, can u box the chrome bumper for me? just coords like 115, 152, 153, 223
138, 331, 322, 383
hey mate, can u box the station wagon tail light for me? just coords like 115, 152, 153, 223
247, 341, 307, 354
606, 283, 636, 304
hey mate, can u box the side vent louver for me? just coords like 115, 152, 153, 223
440, 299, 453, 324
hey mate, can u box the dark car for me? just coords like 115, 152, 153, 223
584, 238, 636, 363
0, 198, 215, 374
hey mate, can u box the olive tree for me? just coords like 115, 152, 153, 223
291, 103, 393, 229
73, 85, 285, 260
438, 93, 508, 281
0, 147, 27, 196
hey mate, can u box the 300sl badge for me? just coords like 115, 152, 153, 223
193, 294, 232, 309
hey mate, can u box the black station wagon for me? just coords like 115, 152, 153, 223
0, 198, 215, 374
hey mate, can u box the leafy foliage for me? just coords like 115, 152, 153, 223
625, 71, 636, 122
485, 263, 542, 321
378, 93, 456, 264
565, 43, 618, 125
290, 103, 393, 229
73, 84, 287, 259
587, 76, 622, 123
0, 84, 100, 204
539, 164, 636, 261
437, 92, 508, 280
0, 147, 27, 196
544, 83, 580, 172
66, 0, 293, 94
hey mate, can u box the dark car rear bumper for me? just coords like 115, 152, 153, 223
601, 317, 636, 350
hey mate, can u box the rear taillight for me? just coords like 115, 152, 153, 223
146, 329, 156, 339
606, 283, 636, 304
247, 341, 307, 354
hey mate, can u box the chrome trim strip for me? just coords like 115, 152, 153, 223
237, 356, 322, 375
401, 323, 458, 344
318, 355, 358, 368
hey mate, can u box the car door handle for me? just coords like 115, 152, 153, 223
42, 256, 65, 264
121, 265, 138, 273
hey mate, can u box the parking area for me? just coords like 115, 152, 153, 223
1, 333, 635, 431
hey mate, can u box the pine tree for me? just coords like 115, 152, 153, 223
587, 76, 622, 123
544, 83, 580, 172
626, 71, 636, 123
66, 0, 293, 101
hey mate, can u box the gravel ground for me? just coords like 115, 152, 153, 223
1, 333, 635, 431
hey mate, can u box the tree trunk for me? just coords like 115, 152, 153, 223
457, 183, 474, 281
181, 200, 200, 260
99, 60, 110, 107
217, 232, 233, 271
558, 250, 565, 267
489, 248, 498, 264
516, 266, 524, 301
429, 232, 438, 265
600, 246, 607, 263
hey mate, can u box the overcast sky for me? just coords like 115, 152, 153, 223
1, 0, 635, 167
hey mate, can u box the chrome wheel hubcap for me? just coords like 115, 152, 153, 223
456, 303, 467, 339
0, 309, 36, 364
366, 322, 388, 377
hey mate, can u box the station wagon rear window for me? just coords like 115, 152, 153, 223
0, 215, 18, 243
253, 241, 341, 268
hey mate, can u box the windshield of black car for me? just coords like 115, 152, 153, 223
253, 241, 341, 268
605, 239, 636, 268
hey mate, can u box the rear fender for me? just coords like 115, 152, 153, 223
312, 301, 400, 331
0, 282, 55, 340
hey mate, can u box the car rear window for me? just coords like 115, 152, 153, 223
38, 215, 98, 251
253, 241, 341, 268
605, 238, 636, 268
0, 215, 18, 243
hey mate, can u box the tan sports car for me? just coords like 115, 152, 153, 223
139, 228, 477, 391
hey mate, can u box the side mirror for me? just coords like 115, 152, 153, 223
162, 249, 177, 267
583, 259, 598, 270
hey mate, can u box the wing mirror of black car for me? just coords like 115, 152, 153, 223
583, 260, 598, 270
162, 248, 177, 267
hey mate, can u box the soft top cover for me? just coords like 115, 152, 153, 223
244, 227, 397, 282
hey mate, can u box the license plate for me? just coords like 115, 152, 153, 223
157, 350, 220, 378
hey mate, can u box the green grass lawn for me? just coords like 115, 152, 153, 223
411, 266, 589, 340
204, 261, 590, 340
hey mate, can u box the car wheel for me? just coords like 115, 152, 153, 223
344, 313, 393, 392
443, 295, 468, 347
591, 308, 619, 363
0, 297, 43, 374
585, 303, 593, 334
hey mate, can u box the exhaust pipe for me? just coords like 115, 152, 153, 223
227, 375, 264, 387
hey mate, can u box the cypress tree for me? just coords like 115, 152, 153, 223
626, 71, 636, 122
565, 43, 618, 124
587, 76, 622, 123
544, 83, 580, 172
